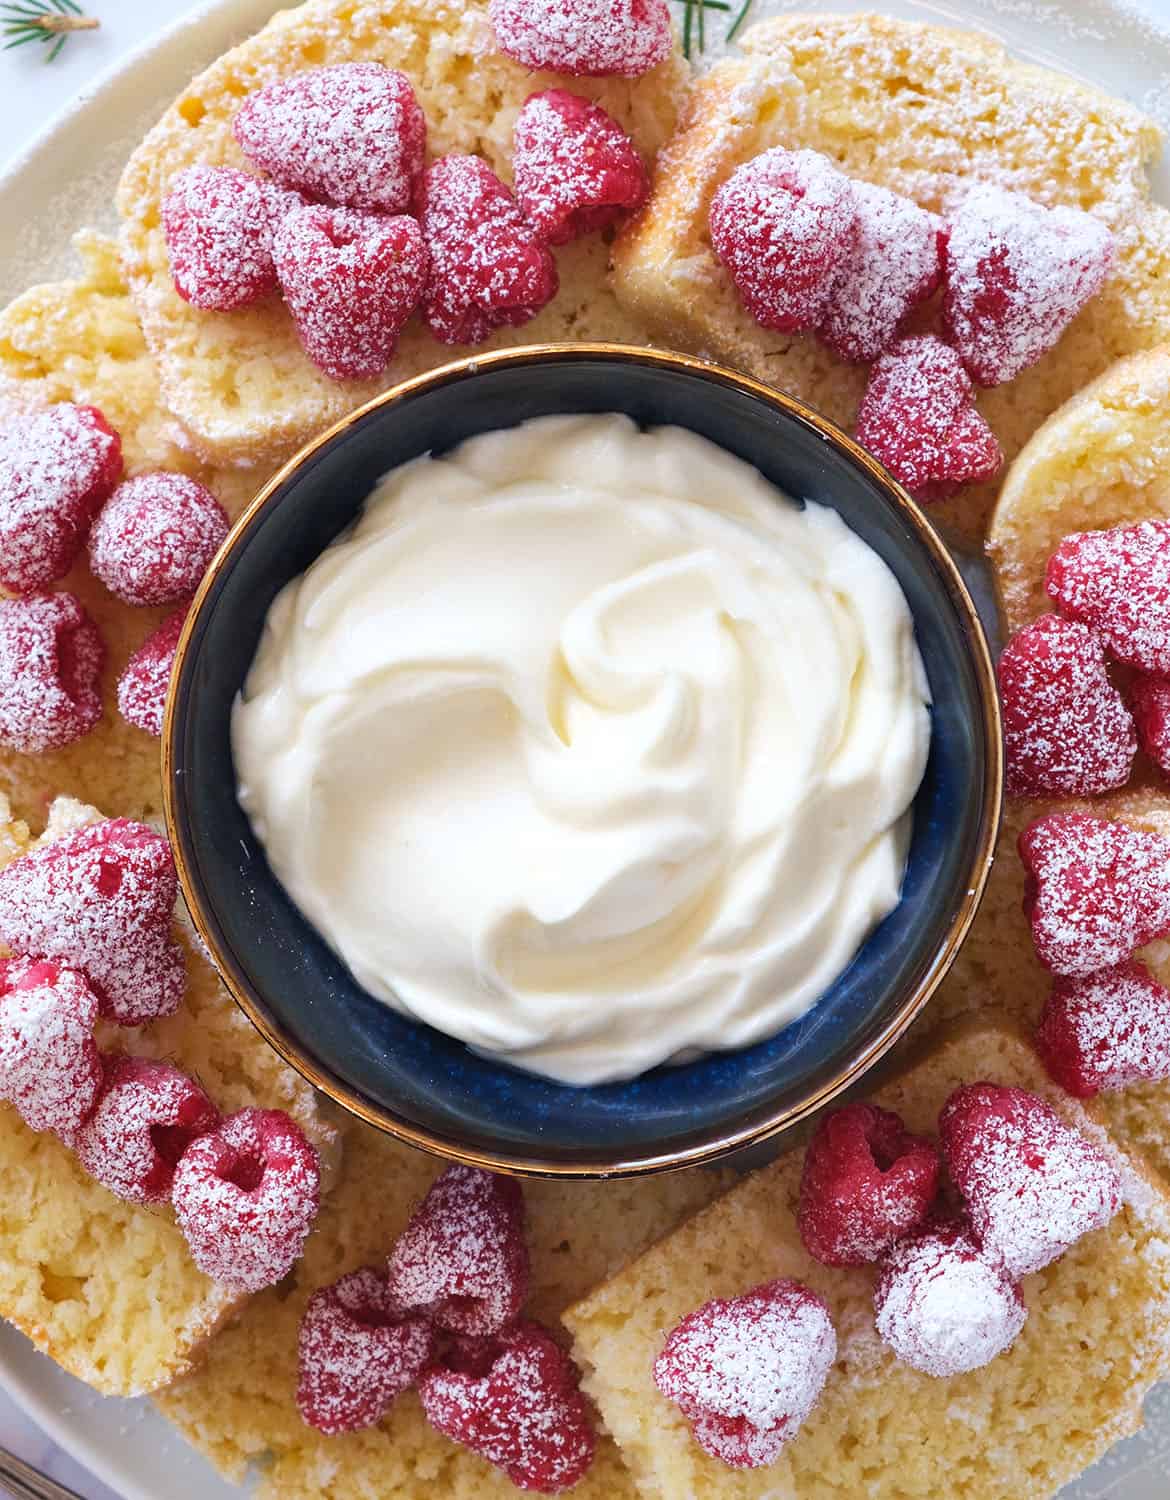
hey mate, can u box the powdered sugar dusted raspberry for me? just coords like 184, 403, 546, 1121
817, 181, 945, 364
172, 1107, 320, 1292
490, 0, 672, 77
873, 1222, 1026, 1378
943, 184, 1115, 387
513, 90, 648, 247
939, 1083, 1121, 1278
274, 206, 427, 381
417, 155, 558, 346
0, 404, 122, 594
855, 335, 1003, 503
117, 608, 187, 738
419, 1319, 595, 1493
998, 614, 1136, 797
798, 1102, 940, 1268
1047, 522, 1170, 676
653, 1280, 836, 1469
89, 473, 228, 608
233, 64, 426, 215
74, 1053, 219, 1204
709, 148, 858, 335
1019, 813, 1170, 976
162, 166, 304, 312
0, 818, 185, 1026
0, 592, 104, 755
1130, 675, 1170, 777
297, 1266, 437, 1435
0, 957, 101, 1138
1036, 961, 1170, 1098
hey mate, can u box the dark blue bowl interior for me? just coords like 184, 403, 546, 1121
170, 352, 994, 1170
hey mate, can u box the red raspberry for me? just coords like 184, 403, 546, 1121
0, 403, 122, 594
0, 957, 101, 1139
117, 607, 187, 739
512, 90, 647, 247
0, 817, 185, 1026
233, 64, 426, 215
172, 1107, 320, 1291
417, 155, 558, 346
297, 1266, 437, 1435
0, 592, 104, 755
653, 1280, 836, 1469
855, 335, 1003, 503
1046, 521, 1170, 676
817, 182, 945, 363
873, 1221, 1026, 1378
943, 184, 1115, 387
797, 1102, 940, 1267
1130, 674, 1170, 777
1018, 812, 1170, 976
939, 1083, 1121, 1278
1036, 960, 1170, 1098
89, 473, 229, 608
274, 206, 427, 381
490, 0, 672, 77
74, 1054, 219, 1204
997, 615, 1136, 797
709, 148, 858, 335
386, 1164, 529, 1338
419, 1319, 595, 1493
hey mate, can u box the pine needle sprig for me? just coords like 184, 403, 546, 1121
1, 0, 99, 62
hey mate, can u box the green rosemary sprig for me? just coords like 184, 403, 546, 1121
1, 0, 98, 62
670, 0, 731, 61
725, 0, 755, 45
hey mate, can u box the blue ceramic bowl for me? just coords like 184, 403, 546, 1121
164, 345, 1002, 1177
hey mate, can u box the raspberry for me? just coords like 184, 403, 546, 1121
939, 1083, 1121, 1278
419, 1320, 595, 1493
417, 155, 558, 346
0, 403, 122, 594
709, 148, 859, 335
233, 64, 426, 215
0, 592, 104, 755
1046, 521, 1170, 676
653, 1280, 836, 1469
386, 1164, 529, 1338
873, 1221, 1026, 1378
1130, 674, 1170, 776
117, 608, 187, 738
797, 1102, 940, 1267
943, 184, 1115, 387
817, 182, 945, 363
998, 615, 1136, 797
0, 957, 101, 1139
1019, 812, 1170, 976
1036, 960, 1170, 1098
855, 335, 1003, 503
74, 1054, 219, 1204
512, 90, 647, 247
297, 1266, 437, 1435
89, 473, 229, 608
273, 206, 427, 381
489, 0, 672, 77
172, 1107, 320, 1291
0, 817, 185, 1026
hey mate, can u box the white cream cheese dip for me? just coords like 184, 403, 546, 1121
233, 414, 931, 1086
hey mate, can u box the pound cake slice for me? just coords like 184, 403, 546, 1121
565, 1014, 1170, 1500
613, 13, 1170, 542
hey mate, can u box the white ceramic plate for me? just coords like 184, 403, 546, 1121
3, 0, 1170, 1495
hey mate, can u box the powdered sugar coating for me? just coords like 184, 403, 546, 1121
233, 64, 426, 215
0, 957, 101, 1138
0, 592, 105, 755
117, 608, 187, 739
0, 404, 122, 594
943, 183, 1115, 387
171, 1107, 320, 1292
873, 1222, 1026, 1378
0, 817, 185, 1026
1037, 960, 1170, 1098
1047, 521, 1170, 676
162, 166, 304, 312
489, 0, 671, 78
998, 614, 1136, 797
1130, 674, 1170, 777
940, 1083, 1122, 1278
89, 473, 229, 608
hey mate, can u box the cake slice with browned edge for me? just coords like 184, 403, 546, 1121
565, 1015, 1170, 1500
